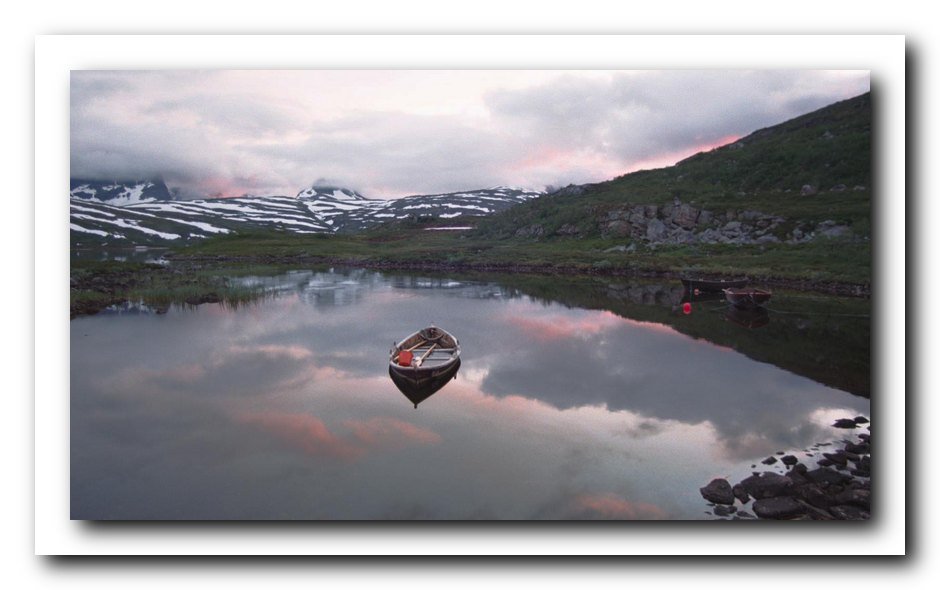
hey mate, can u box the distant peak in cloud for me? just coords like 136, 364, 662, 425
296, 183, 369, 201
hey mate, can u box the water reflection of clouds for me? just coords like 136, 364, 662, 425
71, 269, 870, 519
105, 343, 319, 398
477, 304, 868, 454
235, 411, 441, 461
566, 493, 669, 520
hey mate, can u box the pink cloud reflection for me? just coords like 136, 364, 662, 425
506, 310, 621, 343
237, 411, 362, 460
343, 417, 442, 448
236, 411, 441, 461
570, 492, 668, 520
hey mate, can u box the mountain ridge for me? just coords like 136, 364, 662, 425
70, 183, 543, 246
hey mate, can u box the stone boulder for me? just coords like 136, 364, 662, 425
514, 224, 544, 239
804, 467, 853, 487
603, 220, 633, 238
646, 218, 666, 241
732, 484, 750, 504
699, 478, 735, 505
801, 185, 818, 196
739, 472, 795, 500
673, 203, 700, 229
752, 496, 807, 519
696, 229, 723, 244
834, 489, 871, 510
829, 505, 870, 520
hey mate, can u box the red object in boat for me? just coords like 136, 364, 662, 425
398, 350, 414, 366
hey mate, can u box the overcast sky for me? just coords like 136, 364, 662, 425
70, 70, 869, 199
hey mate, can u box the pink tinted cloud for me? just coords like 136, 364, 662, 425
570, 492, 668, 520
620, 134, 742, 174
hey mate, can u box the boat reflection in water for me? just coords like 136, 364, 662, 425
724, 305, 771, 329
389, 325, 462, 408
680, 289, 726, 305
723, 287, 773, 310
389, 357, 462, 408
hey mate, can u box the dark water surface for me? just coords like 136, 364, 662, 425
71, 268, 870, 520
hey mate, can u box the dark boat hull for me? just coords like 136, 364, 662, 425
681, 277, 748, 293
389, 358, 461, 408
723, 288, 772, 309
680, 290, 727, 304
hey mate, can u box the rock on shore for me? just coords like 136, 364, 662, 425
700, 417, 871, 520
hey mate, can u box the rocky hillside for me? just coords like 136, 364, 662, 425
475, 92, 871, 248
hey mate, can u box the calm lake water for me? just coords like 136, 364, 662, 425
70, 267, 870, 520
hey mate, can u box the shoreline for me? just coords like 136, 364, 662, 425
166, 254, 872, 298
71, 254, 871, 319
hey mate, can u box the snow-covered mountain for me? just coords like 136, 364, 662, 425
70, 182, 543, 246
70, 179, 174, 205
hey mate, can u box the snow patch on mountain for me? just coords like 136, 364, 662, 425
70, 179, 174, 205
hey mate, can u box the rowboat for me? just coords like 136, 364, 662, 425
389, 325, 461, 408
722, 287, 772, 310
680, 276, 748, 293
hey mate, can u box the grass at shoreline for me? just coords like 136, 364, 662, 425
71, 219, 871, 318
170, 225, 871, 287
70, 260, 267, 317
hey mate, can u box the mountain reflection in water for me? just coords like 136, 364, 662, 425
71, 267, 869, 520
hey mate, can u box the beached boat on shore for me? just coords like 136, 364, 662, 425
680, 276, 748, 293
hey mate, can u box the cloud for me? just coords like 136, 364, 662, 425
486, 70, 869, 174
69, 70, 869, 199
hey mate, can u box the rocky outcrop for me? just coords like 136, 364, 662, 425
700, 417, 871, 520
550, 184, 590, 197
514, 224, 545, 238
595, 199, 859, 246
